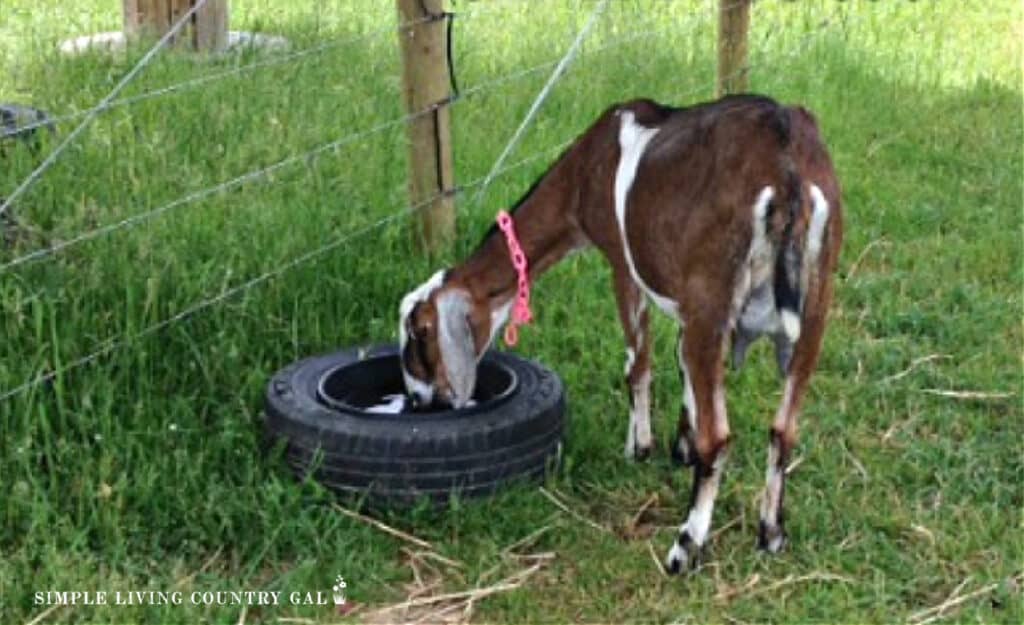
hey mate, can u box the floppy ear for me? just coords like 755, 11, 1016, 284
436, 289, 478, 406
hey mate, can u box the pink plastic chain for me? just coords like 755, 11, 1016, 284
495, 210, 533, 346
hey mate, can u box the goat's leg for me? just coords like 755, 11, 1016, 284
665, 322, 730, 573
612, 269, 653, 460
759, 265, 834, 552
670, 331, 696, 466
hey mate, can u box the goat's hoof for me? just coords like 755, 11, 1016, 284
757, 520, 787, 553
624, 434, 654, 462
626, 443, 653, 462
663, 532, 702, 575
669, 434, 695, 466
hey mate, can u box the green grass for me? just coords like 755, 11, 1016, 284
1, 0, 1021, 623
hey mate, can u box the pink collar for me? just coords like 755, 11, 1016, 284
495, 210, 533, 346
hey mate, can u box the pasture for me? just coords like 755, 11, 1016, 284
1, 0, 1021, 622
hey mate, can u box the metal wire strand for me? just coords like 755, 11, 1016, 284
0, 0, 212, 218
0, 140, 572, 403
0, 98, 447, 273
0, 0, 527, 140
470, 0, 610, 205
0, 3, 696, 274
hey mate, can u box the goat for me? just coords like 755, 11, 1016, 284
398, 94, 843, 573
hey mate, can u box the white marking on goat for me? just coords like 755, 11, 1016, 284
614, 111, 680, 321
796, 184, 830, 316
625, 369, 653, 458
680, 483, 715, 545
403, 375, 434, 406
436, 289, 478, 408
398, 269, 447, 349
735, 186, 807, 347
749, 186, 776, 286
623, 296, 645, 376
734, 187, 783, 336
806, 184, 830, 262
624, 296, 651, 457
680, 354, 697, 434
398, 269, 447, 403
488, 299, 513, 347
760, 376, 795, 551
676, 353, 730, 547
713, 383, 728, 435
760, 436, 784, 522
666, 452, 726, 567
670, 340, 698, 461
665, 540, 687, 569
780, 309, 801, 343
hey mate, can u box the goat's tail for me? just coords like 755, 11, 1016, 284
772, 163, 804, 343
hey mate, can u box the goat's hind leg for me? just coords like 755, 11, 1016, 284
758, 299, 832, 552
759, 186, 836, 553
670, 331, 696, 466
665, 322, 730, 573
612, 269, 653, 460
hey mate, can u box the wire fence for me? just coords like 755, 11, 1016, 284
0, 0, 862, 402
0, 0, 532, 141
0, 0, 213, 217
0, 141, 576, 403
0, 1, 716, 272
0, 26, 417, 140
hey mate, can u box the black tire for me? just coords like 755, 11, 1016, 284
1, 103, 54, 152
264, 344, 565, 506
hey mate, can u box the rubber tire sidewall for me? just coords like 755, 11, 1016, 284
264, 345, 564, 505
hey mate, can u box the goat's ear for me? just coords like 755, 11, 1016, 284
436, 289, 477, 405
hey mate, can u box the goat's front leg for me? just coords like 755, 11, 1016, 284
665, 322, 730, 574
612, 269, 653, 460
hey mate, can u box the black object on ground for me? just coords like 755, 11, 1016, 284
1, 103, 54, 154
264, 344, 565, 506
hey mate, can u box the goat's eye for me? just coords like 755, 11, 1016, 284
413, 316, 434, 339
408, 303, 432, 339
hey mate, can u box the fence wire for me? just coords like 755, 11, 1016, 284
471, 0, 610, 205
0, 3, 710, 273
0, 140, 573, 403
0, 36, 409, 141
0, 97, 447, 272
0, 0, 212, 218
0, 0, 530, 141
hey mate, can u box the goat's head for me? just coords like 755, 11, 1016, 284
399, 270, 492, 409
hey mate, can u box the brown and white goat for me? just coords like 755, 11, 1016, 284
398, 94, 843, 573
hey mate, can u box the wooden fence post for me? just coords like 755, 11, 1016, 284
396, 0, 456, 253
717, 0, 751, 96
123, 0, 229, 52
